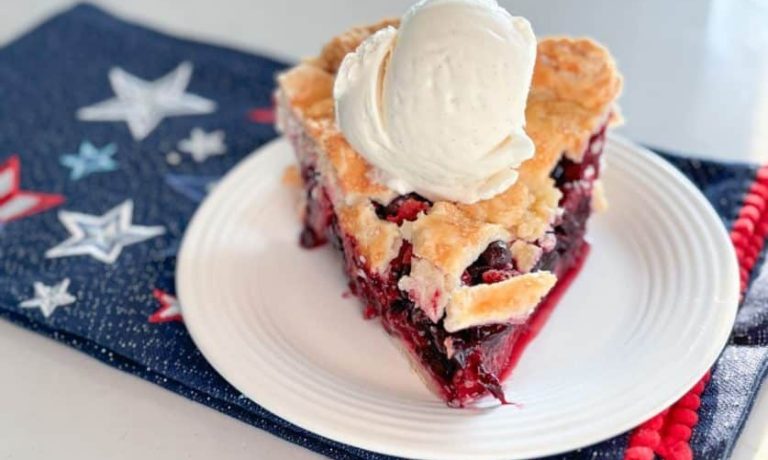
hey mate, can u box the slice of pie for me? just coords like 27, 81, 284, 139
276, 11, 621, 407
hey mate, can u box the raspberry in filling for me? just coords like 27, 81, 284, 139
374, 193, 432, 225
462, 241, 516, 286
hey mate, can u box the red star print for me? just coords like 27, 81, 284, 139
247, 107, 275, 124
0, 155, 64, 224
149, 289, 183, 323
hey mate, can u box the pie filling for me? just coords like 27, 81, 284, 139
285, 108, 608, 407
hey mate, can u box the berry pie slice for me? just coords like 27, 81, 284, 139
275, 6, 622, 407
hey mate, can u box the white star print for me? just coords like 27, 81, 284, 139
77, 62, 216, 141
178, 128, 227, 162
46, 200, 165, 264
20, 279, 76, 318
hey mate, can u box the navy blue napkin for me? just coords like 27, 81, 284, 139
0, 5, 765, 459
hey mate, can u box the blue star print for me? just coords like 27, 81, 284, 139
60, 141, 118, 180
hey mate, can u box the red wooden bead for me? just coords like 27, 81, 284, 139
745, 241, 761, 260
629, 428, 661, 449
740, 266, 750, 280
670, 408, 699, 426
664, 441, 693, 460
641, 414, 666, 431
664, 423, 693, 442
744, 255, 756, 271
624, 446, 654, 460
730, 230, 746, 246
739, 204, 761, 221
676, 393, 701, 411
656, 442, 669, 458
750, 183, 768, 201
735, 249, 746, 267
756, 167, 768, 184
732, 218, 755, 235
743, 193, 766, 212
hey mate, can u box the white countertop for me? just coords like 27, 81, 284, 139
1, 1, 767, 459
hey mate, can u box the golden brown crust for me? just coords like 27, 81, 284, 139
319, 127, 395, 202
445, 272, 557, 333
277, 31, 621, 238
276, 64, 334, 117
533, 38, 623, 111
282, 165, 302, 188
308, 18, 400, 74
277, 20, 622, 332
510, 240, 542, 273
592, 179, 609, 212
337, 202, 402, 273
456, 173, 561, 242
403, 202, 510, 281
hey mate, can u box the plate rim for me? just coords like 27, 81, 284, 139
177, 134, 739, 459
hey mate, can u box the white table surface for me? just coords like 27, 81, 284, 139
0, 1, 767, 459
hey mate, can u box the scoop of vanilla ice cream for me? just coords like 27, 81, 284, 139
334, 0, 537, 204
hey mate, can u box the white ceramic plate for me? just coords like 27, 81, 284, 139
177, 136, 738, 460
